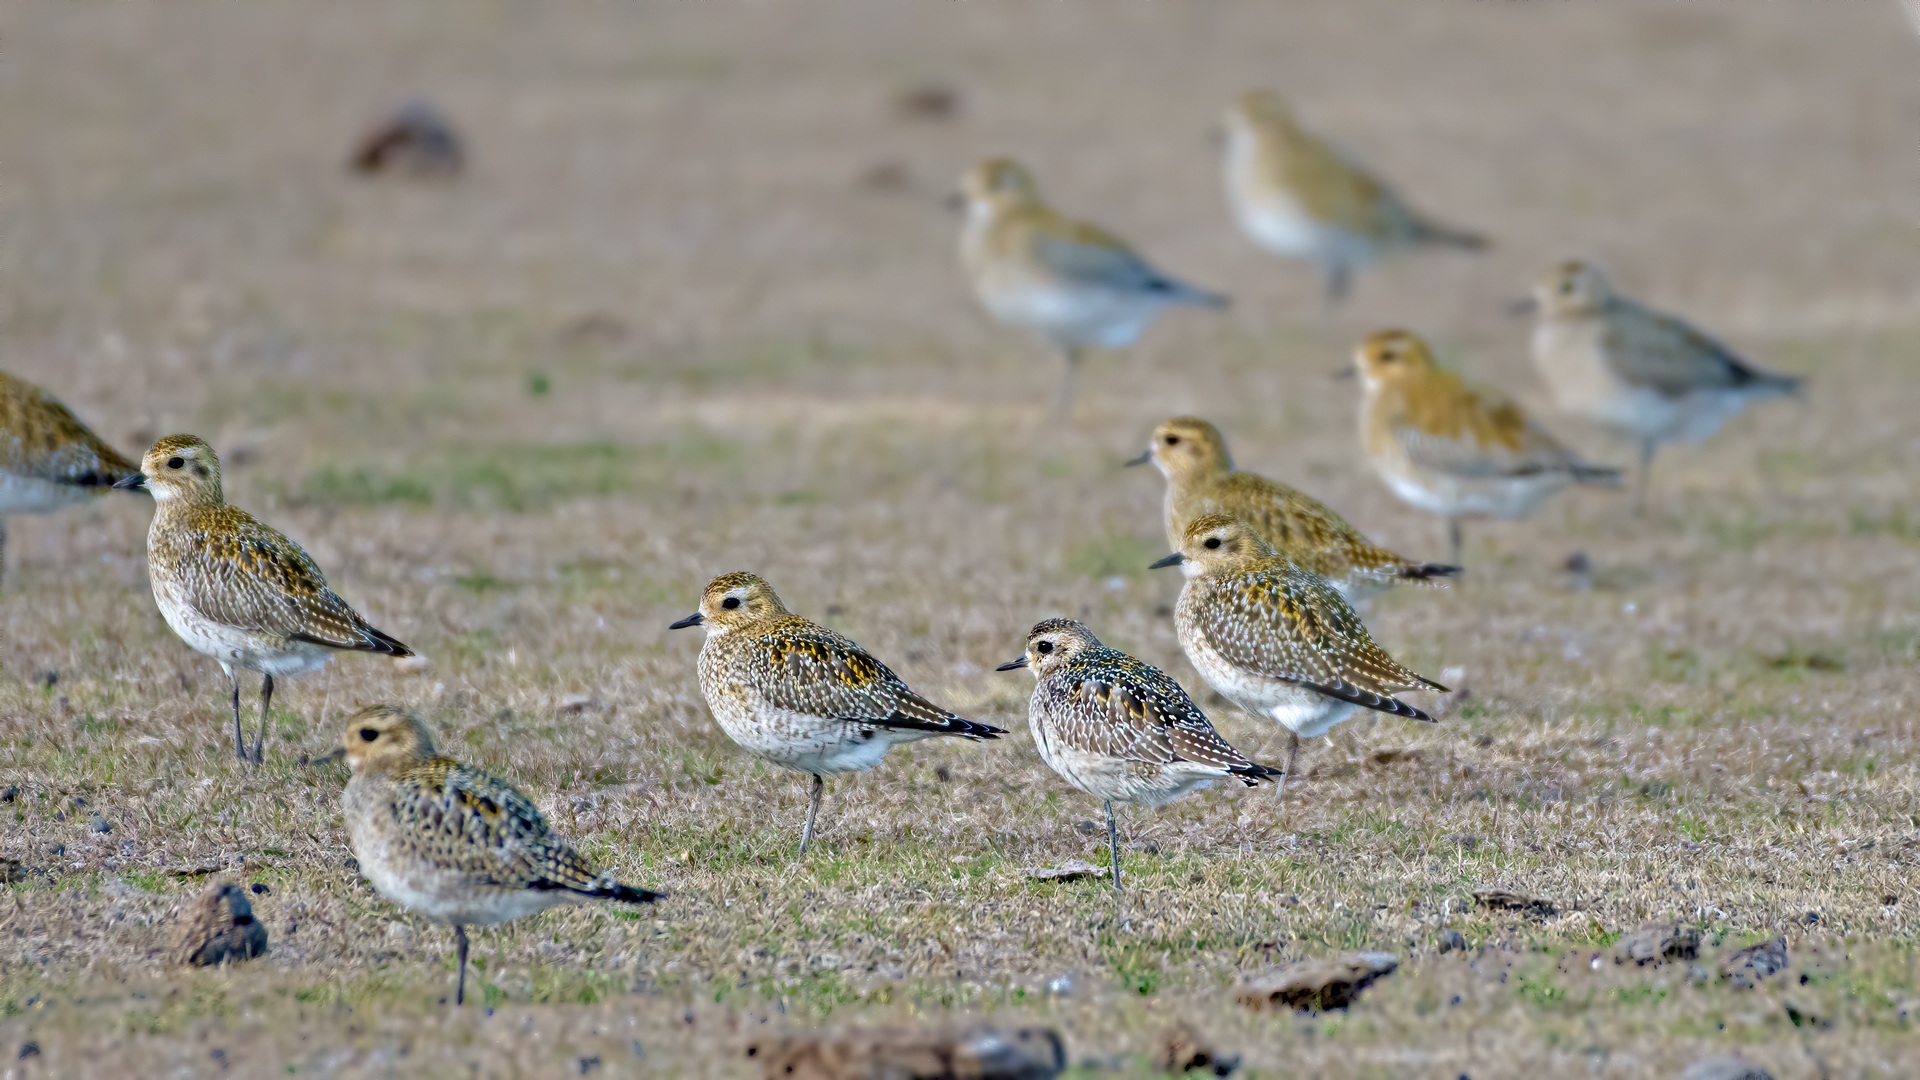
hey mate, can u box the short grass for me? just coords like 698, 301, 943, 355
2, 2, 1919, 1077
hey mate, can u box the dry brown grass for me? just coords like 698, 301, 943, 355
2, 3, 1918, 1076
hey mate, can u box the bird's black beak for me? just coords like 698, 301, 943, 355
308, 747, 345, 765
994, 656, 1028, 672
1148, 552, 1184, 570
1505, 297, 1538, 318
113, 472, 146, 491
1122, 450, 1151, 468
668, 612, 704, 630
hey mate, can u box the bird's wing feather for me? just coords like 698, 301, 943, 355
173, 508, 408, 653
1198, 567, 1437, 696
1602, 297, 1772, 394
753, 622, 1001, 737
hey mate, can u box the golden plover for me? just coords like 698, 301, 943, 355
339, 705, 660, 1005
957, 157, 1228, 417
1527, 260, 1800, 513
1127, 415, 1457, 597
1221, 90, 1485, 305
1151, 513, 1446, 797
671, 571, 1005, 855
0, 370, 139, 585
1352, 330, 1620, 564
117, 435, 412, 763
996, 618, 1277, 888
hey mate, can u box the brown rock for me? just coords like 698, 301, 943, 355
1613, 923, 1703, 967
1024, 859, 1107, 883
893, 84, 961, 122
349, 99, 464, 178
1680, 1058, 1773, 1080
1155, 1022, 1238, 1076
748, 1024, 1064, 1080
169, 882, 269, 967
1718, 937, 1787, 989
1236, 952, 1399, 1012
1472, 888, 1556, 917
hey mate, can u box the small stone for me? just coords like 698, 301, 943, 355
893, 83, 961, 122
1471, 888, 1555, 917
1073, 820, 1099, 836
19, 1042, 40, 1059
1437, 930, 1468, 953
1025, 859, 1107, 883
1613, 923, 1702, 967
1236, 953, 1399, 1013
349, 99, 464, 178
1450, 833, 1479, 851
934, 766, 952, 783
90, 816, 112, 834
250, 883, 271, 896
1719, 938, 1788, 989
0, 858, 25, 884
170, 882, 269, 967
1680, 1058, 1772, 1080
749, 1024, 1063, 1080
1156, 1021, 1238, 1076
0, 785, 15, 803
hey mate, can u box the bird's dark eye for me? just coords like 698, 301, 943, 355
359, 728, 378, 742
1164, 435, 1180, 446
1035, 640, 1053, 655
1204, 537, 1222, 549
722, 596, 741, 610
167, 456, 185, 469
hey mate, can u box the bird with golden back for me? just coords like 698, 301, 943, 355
1527, 260, 1800, 514
0, 370, 140, 585
116, 435, 412, 764
338, 705, 661, 1006
1351, 330, 1621, 564
1150, 513, 1447, 797
957, 157, 1227, 418
1128, 415, 1457, 598
1221, 90, 1485, 305
671, 572, 1005, 855
998, 618, 1278, 889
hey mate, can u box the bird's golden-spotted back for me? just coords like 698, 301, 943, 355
0, 371, 137, 488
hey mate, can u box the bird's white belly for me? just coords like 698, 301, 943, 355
351, 822, 562, 927
983, 280, 1160, 349
0, 472, 93, 515
709, 700, 917, 776
1029, 709, 1217, 808
1236, 196, 1375, 270
1183, 632, 1359, 737
153, 583, 332, 677
1386, 462, 1568, 522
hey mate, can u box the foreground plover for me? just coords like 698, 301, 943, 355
1352, 330, 1620, 564
1152, 513, 1446, 797
118, 435, 412, 763
1527, 260, 1799, 513
671, 572, 1004, 855
957, 157, 1227, 417
0, 370, 139, 584
339, 705, 660, 1005
997, 618, 1277, 889
1221, 90, 1485, 305
1128, 415, 1457, 597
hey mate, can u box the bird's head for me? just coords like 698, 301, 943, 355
341, 704, 436, 775
1532, 260, 1610, 317
959, 157, 1040, 211
996, 617, 1101, 679
1225, 89, 1295, 142
670, 571, 788, 635
1150, 512, 1277, 577
1129, 416, 1231, 482
117, 434, 224, 505
1354, 329, 1438, 392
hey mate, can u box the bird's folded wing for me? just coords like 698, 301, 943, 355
180, 516, 384, 649
1604, 298, 1762, 394
758, 627, 968, 731
1396, 401, 1578, 480
1201, 570, 1436, 695
1029, 224, 1165, 294
388, 763, 550, 881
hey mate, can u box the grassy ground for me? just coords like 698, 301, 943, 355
2, 2, 1918, 1076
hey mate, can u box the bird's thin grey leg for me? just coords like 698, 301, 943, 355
1273, 731, 1300, 802
1325, 262, 1351, 307
454, 925, 469, 1006
228, 672, 245, 761
1050, 344, 1082, 421
1448, 518, 1464, 568
1635, 438, 1656, 516
250, 673, 274, 766
1105, 798, 1123, 891
799, 773, 824, 856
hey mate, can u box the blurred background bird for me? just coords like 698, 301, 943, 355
1220, 90, 1485, 306
1352, 329, 1620, 564
956, 157, 1228, 418
0, 371, 139, 586
1526, 260, 1801, 514
1129, 414, 1457, 597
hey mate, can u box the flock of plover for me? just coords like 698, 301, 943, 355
4, 87, 1802, 1004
